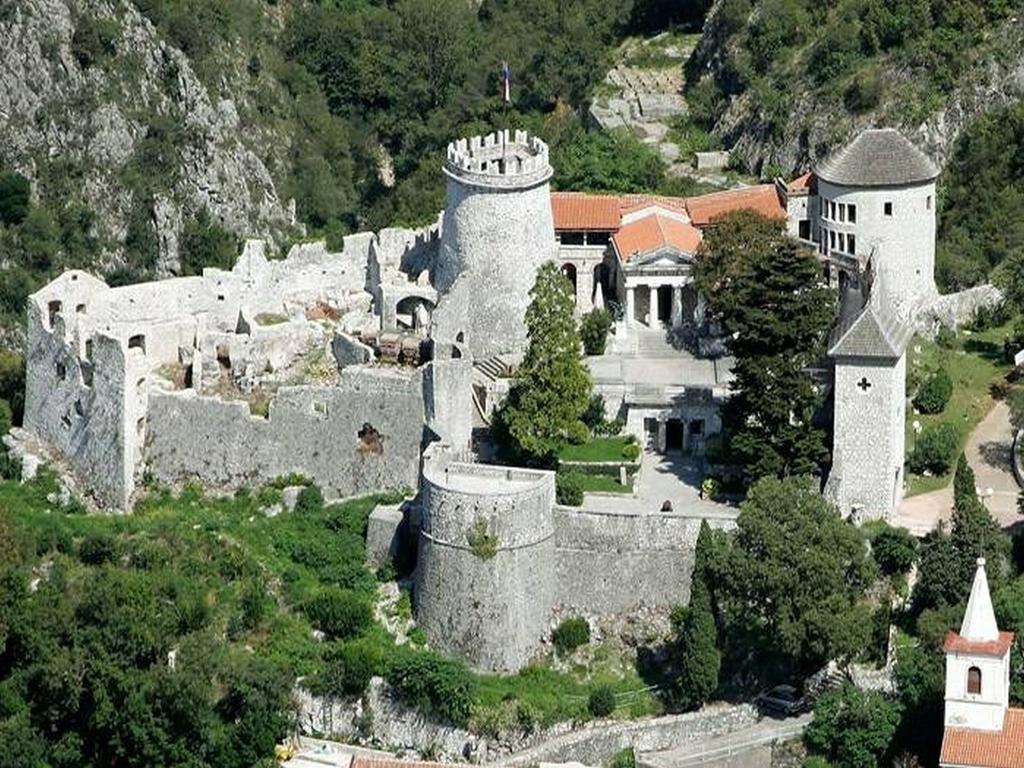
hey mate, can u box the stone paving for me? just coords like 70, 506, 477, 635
895, 400, 1023, 534
638, 713, 812, 768
582, 448, 738, 521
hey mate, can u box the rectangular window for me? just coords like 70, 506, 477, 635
560, 231, 585, 245
884, 201, 893, 216
587, 231, 611, 246
848, 234, 856, 254
927, 195, 933, 210
798, 220, 810, 240
829, 230, 836, 250
838, 204, 846, 222
830, 201, 836, 220
848, 204, 856, 223
838, 233, 846, 252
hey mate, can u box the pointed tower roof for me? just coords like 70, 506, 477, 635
961, 558, 999, 641
944, 558, 1015, 656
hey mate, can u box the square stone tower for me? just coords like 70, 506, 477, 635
826, 281, 911, 522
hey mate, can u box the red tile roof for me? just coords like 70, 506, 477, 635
941, 708, 1024, 768
684, 184, 786, 227
619, 194, 690, 216
612, 213, 702, 261
944, 631, 1015, 657
787, 172, 814, 193
550, 192, 621, 231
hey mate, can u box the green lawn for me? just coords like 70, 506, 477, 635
578, 472, 633, 494
558, 436, 637, 462
904, 320, 1015, 497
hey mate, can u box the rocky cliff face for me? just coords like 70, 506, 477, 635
0, 0, 296, 274
689, 0, 1024, 173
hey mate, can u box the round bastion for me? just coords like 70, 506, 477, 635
414, 447, 556, 672
431, 130, 556, 360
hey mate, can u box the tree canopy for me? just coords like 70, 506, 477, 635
493, 262, 593, 463
696, 210, 836, 481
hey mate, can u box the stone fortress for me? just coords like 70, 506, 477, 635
8, 126, 991, 672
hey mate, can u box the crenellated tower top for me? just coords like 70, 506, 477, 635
443, 129, 552, 190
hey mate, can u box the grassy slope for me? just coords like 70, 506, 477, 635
904, 320, 1014, 497
1, 473, 660, 731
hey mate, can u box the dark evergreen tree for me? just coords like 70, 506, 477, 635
673, 576, 720, 710
953, 453, 977, 510
493, 262, 592, 463
695, 211, 836, 482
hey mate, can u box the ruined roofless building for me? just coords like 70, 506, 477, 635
430, 130, 556, 360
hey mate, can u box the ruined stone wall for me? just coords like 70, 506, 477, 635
415, 446, 556, 672
431, 131, 556, 359
145, 366, 427, 498
553, 507, 735, 614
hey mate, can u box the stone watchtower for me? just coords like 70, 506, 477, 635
826, 279, 911, 522
431, 130, 556, 360
815, 128, 939, 320
414, 445, 555, 672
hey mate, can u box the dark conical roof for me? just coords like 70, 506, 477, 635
815, 128, 939, 187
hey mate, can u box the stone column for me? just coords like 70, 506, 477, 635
626, 285, 636, 326
694, 292, 706, 325
656, 419, 667, 453
577, 265, 594, 315
671, 285, 683, 328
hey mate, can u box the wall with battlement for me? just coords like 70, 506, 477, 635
146, 366, 428, 499
432, 130, 556, 359
415, 444, 556, 672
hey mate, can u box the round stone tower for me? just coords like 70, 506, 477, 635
431, 129, 556, 359
414, 445, 555, 672
815, 128, 939, 319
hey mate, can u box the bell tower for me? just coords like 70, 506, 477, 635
943, 558, 1013, 732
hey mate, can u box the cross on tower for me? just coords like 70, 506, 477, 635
857, 376, 872, 391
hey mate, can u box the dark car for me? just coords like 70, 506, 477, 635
754, 684, 809, 717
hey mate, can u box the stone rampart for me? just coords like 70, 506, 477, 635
912, 283, 1003, 336
415, 445, 556, 672
553, 506, 735, 614
146, 366, 427, 499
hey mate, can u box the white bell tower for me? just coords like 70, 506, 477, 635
943, 558, 1013, 731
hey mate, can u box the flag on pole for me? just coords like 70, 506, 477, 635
501, 61, 511, 103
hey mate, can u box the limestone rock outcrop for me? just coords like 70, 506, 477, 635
0, 0, 295, 274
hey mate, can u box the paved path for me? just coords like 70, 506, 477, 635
582, 450, 738, 521
638, 714, 812, 768
895, 401, 1022, 534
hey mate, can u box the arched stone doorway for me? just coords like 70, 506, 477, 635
396, 295, 435, 331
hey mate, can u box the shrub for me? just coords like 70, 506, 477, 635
552, 617, 590, 655
0, 398, 11, 437
316, 638, 384, 697
466, 517, 498, 560
935, 325, 957, 349
0, 173, 30, 226
588, 684, 616, 717
622, 441, 640, 461
580, 309, 612, 355
303, 589, 372, 640
295, 484, 323, 514
556, 470, 584, 506
611, 749, 635, 768
79, 534, 117, 565
913, 369, 952, 414
582, 394, 606, 431
908, 423, 960, 475
385, 649, 474, 726
871, 525, 918, 575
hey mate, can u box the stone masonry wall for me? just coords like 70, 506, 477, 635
146, 367, 427, 499
553, 507, 736, 614
415, 448, 556, 672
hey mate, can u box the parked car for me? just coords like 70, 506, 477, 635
754, 684, 809, 717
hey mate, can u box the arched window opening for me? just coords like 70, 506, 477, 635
967, 666, 982, 695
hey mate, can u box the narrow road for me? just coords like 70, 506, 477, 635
895, 401, 1022, 534
638, 714, 812, 768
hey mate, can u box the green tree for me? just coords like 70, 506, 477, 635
805, 684, 902, 768
717, 477, 874, 671
553, 129, 667, 193
953, 453, 977, 509
871, 524, 919, 576
0, 172, 31, 226
493, 262, 592, 463
695, 211, 836, 481
913, 369, 952, 414
579, 308, 612, 355
179, 208, 239, 276
908, 423, 959, 475
673, 576, 720, 709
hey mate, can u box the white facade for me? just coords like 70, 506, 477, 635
817, 178, 937, 318
944, 559, 1012, 732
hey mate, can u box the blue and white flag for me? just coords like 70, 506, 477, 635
501, 61, 511, 103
